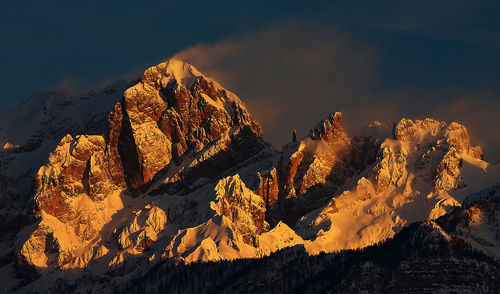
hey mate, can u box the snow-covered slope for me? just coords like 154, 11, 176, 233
0, 79, 132, 215
0, 59, 499, 293
0, 80, 131, 270
16, 59, 268, 274
295, 118, 499, 253
437, 182, 500, 258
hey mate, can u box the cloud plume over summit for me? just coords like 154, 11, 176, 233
174, 25, 377, 148
174, 25, 500, 161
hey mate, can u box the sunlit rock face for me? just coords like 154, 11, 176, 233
34, 135, 106, 221
116, 205, 167, 252
295, 117, 496, 253
111, 59, 262, 189
9, 59, 500, 292
212, 175, 269, 243
162, 174, 271, 263
18, 59, 265, 270
282, 112, 351, 199
256, 167, 280, 207
258, 112, 380, 225
0, 82, 130, 263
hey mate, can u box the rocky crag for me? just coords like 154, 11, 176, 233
0, 59, 498, 293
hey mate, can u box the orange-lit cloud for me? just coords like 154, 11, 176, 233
174, 25, 378, 148
173, 25, 500, 162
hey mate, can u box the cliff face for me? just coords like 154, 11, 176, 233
295, 117, 495, 253
32, 59, 263, 219
256, 112, 380, 225
5, 59, 500, 293
18, 59, 266, 270
0, 81, 129, 257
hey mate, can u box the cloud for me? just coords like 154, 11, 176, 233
174, 25, 378, 148
173, 24, 500, 162
430, 95, 500, 161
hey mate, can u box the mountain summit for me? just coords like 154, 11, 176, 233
1, 60, 499, 293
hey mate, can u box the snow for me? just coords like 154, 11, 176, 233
5, 59, 500, 292
163, 59, 204, 88
0, 79, 129, 148
200, 93, 224, 110
294, 118, 500, 254
157, 58, 248, 109
259, 222, 306, 254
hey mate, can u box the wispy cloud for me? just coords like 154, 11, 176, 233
174, 25, 378, 148
173, 24, 500, 161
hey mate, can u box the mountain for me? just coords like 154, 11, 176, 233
0, 79, 132, 276
0, 59, 498, 293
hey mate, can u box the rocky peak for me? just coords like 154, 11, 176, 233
368, 121, 388, 129
392, 118, 447, 142
19, 59, 266, 269
375, 119, 483, 193
280, 112, 351, 195
107, 59, 262, 189
36, 58, 263, 204
142, 59, 204, 90
10, 58, 500, 292
309, 112, 346, 142
391, 118, 482, 160
211, 175, 269, 245
444, 122, 483, 158
362, 121, 391, 140
257, 112, 379, 228
294, 114, 496, 253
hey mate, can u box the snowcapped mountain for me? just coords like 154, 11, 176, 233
1, 59, 499, 293
0, 79, 132, 277
0, 79, 133, 213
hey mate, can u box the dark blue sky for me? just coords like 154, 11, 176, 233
1, 1, 500, 159
0, 0, 310, 108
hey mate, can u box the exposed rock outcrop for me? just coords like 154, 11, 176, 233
10, 59, 500, 293
211, 175, 269, 245
19, 59, 265, 270
259, 112, 380, 226
296, 117, 493, 253
117, 205, 167, 252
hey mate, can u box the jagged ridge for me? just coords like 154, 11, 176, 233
2, 59, 499, 293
